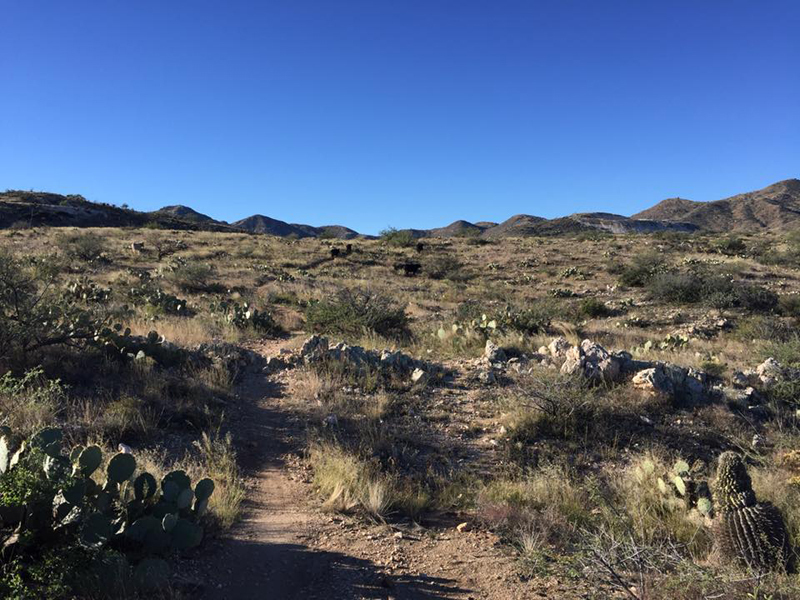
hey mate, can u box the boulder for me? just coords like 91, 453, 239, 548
632, 363, 708, 404
548, 337, 572, 359
477, 368, 497, 385
300, 335, 329, 362
484, 340, 507, 363
411, 368, 429, 385
560, 339, 622, 383
755, 358, 784, 389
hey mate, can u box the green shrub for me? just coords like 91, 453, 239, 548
503, 302, 557, 334
617, 253, 669, 287
778, 294, 800, 318
712, 236, 747, 256
734, 315, 793, 343
423, 254, 466, 281
647, 271, 777, 312
166, 260, 219, 293
379, 227, 416, 248
579, 297, 611, 319
210, 300, 283, 335
762, 334, 800, 367
56, 232, 106, 262
127, 283, 191, 317
305, 290, 410, 340
0, 252, 108, 366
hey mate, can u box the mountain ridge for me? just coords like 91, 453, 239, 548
1, 178, 797, 237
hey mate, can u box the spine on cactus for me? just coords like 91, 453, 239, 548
713, 451, 791, 572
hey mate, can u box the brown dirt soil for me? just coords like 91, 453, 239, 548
196, 337, 619, 599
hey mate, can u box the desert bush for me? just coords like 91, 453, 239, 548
0, 367, 66, 436
503, 302, 558, 334
734, 315, 794, 343
712, 236, 747, 256
210, 299, 283, 335
379, 227, 416, 247
502, 373, 598, 445
56, 232, 107, 262
304, 289, 410, 340
778, 294, 800, 318
617, 252, 669, 287
423, 254, 466, 281
127, 283, 191, 317
166, 260, 219, 293
579, 297, 611, 319
0, 251, 109, 366
761, 333, 800, 367
647, 270, 778, 312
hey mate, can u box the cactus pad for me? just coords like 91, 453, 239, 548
30, 427, 63, 457
195, 478, 215, 502
77, 445, 103, 477
107, 453, 136, 484
134, 472, 157, 500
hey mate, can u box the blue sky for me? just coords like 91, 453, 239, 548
1, 1, 798, 234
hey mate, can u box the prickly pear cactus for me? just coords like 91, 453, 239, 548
713, 452, 791, 572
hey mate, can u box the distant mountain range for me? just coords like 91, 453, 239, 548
1, 178, 798, 238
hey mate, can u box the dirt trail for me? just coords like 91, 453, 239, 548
201, 338, 456, 599
198, 338, 598, 600
200, 338, 329, 599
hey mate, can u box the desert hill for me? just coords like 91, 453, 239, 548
632, 179, 800, 232
155, 205, 216, 223
2, 178, 797, 237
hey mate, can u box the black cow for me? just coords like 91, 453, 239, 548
393, 261, 422, 276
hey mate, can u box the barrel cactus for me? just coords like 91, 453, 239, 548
713, 451, 791, 572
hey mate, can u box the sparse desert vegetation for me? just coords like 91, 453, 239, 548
1, 221, 799, 598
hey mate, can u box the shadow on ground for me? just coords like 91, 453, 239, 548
203, 540, 470, 600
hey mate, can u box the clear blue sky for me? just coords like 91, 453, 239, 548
1, 1, 798, 234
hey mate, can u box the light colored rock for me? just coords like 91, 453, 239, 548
548, 336, 572, 359
756, 358, 784, 389
411, 368, 429, 385
632, 363, 707, 404
300, 335, 329, 362
560, 339, 621, 383
478, 368, 497, 384
484, 340, 507, 363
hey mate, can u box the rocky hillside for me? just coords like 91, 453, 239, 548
0, 191, 236, 232
632, 179, 800, 232
231, 215, 359, 239
154, 205, 216, 223
3, 178, 797, 237
568, 212, 699, 234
